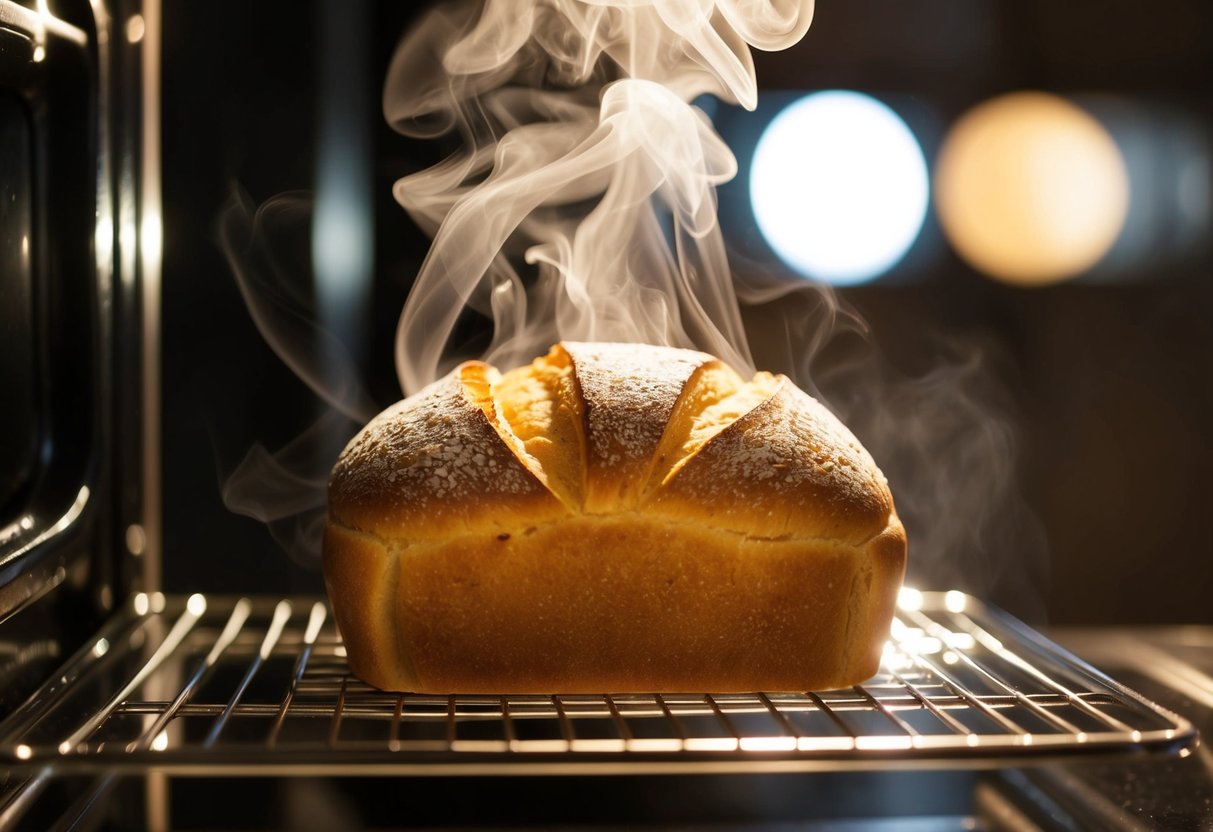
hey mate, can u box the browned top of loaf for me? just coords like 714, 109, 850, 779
561, 342, 715, 512
647, 380, 892, 546
328, 342, 896, 547
327, 365, 568, 541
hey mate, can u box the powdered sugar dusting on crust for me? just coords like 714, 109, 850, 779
651, 379, 892, 542
330, 370, 552, 530
564, 342, 713, 472
330, 345, 892, 544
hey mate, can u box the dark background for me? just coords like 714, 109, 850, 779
160, 0, 1212, 625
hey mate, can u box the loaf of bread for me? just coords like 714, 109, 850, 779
324, 342, 905, 693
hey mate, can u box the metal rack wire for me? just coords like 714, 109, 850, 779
0, 591, 1195, 775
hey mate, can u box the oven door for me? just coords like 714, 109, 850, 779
0, 0, 129, 713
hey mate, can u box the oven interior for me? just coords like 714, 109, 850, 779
1, 0, 1211, 828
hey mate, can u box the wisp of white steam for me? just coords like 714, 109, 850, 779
384, 0, 813, 393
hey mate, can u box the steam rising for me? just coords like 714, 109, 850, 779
218, 190, 376, 423
386, 0, 813, 393
218, 191, 376, 564
220, 0, 1047, 616
818, 332, 1047, 617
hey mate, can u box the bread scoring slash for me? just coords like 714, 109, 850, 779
324, 342, 906, 693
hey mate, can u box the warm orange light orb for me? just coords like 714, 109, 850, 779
935, 92, 1129, 286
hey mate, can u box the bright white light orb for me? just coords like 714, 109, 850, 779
750, 91, 930, 285
934, 92, 1129, 286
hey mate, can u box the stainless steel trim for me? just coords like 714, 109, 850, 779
139, 0, 162, 592
0, 488, 90, 572
0, 0, 88, 48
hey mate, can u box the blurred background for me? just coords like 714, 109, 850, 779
159, 0, 1212, 625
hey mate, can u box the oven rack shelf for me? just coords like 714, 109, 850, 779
0, 591, 1195, 775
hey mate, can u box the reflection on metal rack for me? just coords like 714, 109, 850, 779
0, 591, 1195, 775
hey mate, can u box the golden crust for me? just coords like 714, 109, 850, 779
647, 378, 893, 546
322, 523, 420, 691
328, 364, 569, 542
325, 342, 906, 693
325, 514, 906, 693
560, 342, 716, 512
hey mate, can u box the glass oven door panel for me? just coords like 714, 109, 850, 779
0, 1, 110, 636
0, 90, 38, 518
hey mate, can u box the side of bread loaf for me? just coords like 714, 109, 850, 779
325, 342, 906, 693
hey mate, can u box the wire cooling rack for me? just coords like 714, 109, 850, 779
0, 590, 1195, 775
